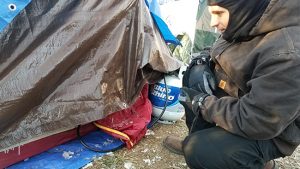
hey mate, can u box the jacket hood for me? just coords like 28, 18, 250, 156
250, 0, 300, 37
207, 0, 270, 42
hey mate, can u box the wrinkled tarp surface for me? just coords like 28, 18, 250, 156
0, 0, 181, 151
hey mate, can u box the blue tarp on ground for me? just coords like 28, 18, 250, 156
7, 131, 124, 169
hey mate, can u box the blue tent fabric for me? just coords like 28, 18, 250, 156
145, 0, 161, 17
0, 0, 31, 32
150, 13, 181, 45
145, 0, 181, 46
7, 130, 124, 169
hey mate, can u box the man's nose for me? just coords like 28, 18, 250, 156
210, 16, 218, 28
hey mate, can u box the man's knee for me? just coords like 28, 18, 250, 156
182, 128, 265, 169
182, 131, 221, 169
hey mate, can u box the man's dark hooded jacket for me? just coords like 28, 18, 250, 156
201, 0, 300, 155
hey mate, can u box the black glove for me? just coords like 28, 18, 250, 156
178, 87, 209, 115
182, 48, 216, 95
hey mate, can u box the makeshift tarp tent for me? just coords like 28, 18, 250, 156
0, 0, 181, 162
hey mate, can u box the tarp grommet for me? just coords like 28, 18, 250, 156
8, 4, 17, 11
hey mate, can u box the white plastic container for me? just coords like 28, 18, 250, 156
149, 74, 185, 123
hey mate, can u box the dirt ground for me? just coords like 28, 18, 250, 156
86, 119, 300, 169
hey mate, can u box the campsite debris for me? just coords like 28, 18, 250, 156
143, 155, 162, 166
143, 159, 151, 166
153, 155, 162, 162
103, 139, 115, 146
94, 144, 102, 148
145, 129, 155, 136
62, 151, 74, 160
105, 152, 114, 157
141, 148, 149, 153
124, 161, 136, 169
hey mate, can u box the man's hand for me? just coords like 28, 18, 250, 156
178, 87, 209, 115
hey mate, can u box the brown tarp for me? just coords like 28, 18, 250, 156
0, 0, 181, 151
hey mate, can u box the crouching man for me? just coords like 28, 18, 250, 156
163, 0, 300, 168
